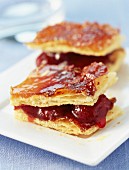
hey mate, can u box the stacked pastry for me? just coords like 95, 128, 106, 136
10, 22, 125, 136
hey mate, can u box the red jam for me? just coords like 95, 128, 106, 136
36, 52, 112, 68
15, 95, 115, 130
12, 62, 107, 97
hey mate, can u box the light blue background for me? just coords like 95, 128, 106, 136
0, 0, 129, 169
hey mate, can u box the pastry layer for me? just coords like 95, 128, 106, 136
105, 48, 125, 71
14, 106, 122, 136
27, 22, 123, 56
36, 48, 125, 72
10, 63, 117, 107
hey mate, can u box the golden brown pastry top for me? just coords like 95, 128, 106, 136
11, 62, 108, 98
28, 22, 122, 56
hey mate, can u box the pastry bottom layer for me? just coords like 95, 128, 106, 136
14, 106, 122, 136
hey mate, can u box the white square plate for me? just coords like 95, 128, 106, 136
0, 49, 129, 166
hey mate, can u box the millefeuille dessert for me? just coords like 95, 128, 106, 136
10, 22, 125, 136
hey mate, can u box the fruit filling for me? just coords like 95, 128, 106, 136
15, 95, 115, 130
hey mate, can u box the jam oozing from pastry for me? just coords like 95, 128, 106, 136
11, 62, 107, 97
15, 95, 115, 130
36, 52, 112, 68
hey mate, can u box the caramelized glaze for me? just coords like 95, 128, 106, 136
15, 95, 115, 130
11, 62, 107, 98
34, 22, 119, 51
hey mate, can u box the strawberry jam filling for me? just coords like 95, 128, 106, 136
36, 52, 113, 68
14, 95, 115, 130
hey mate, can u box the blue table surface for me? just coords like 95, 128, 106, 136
0, 0, 129, 169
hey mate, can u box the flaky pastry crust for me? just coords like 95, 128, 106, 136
10, 70, 117, 107
27, 22, 123, 56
